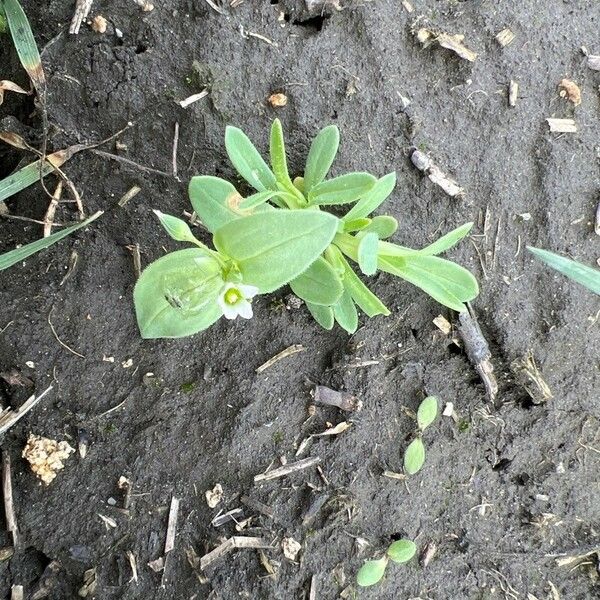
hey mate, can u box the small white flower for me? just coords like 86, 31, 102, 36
217, 282, 259, 320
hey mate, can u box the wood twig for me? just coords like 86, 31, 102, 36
2, 452, 18, 546
200, 536, 271, 570
254, 457, 321, 483
0, 385, 53, 435
164, 496, 180, 554
70, 0, 94, 34
256, 345, 305, 373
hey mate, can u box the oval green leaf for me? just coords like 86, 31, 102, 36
213, 211, 339, 293
366, 215, 398, 239
404, 437, 425, 475
290, 256, 344, 305
356, 557, 387, 587
225, 125, 277, 192
344, 172, 396, 220
133, 249, 223, 339
306, 302, 334, 330
387, 539, 417, 564
357, 231, 378, 276
308, 172, 376, 206
332, 289, 358, 333
153, 210, 197, 244
417, 396, 438, 431
304, 125, 340, 193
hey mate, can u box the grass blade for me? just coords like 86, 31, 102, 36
1, 0, 46, 96
527, 247, 600, 295
0, 211, 103, 271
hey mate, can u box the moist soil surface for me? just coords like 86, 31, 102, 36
1, 1, 600, 598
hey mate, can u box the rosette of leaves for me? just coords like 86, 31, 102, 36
133, 120, 479, 338
356, 539, 417, 587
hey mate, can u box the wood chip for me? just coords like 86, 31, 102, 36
256, 344, 305, 373
205, 483, 223, 508
254, 456, 321, 483
147, 557, 165, 572
11, 586, 23, 600
164, 496, 180, 554
587, 55, 600, 71
268, 93, 287, 107
495, 28, 515, 47
416, 28, 478, 62
200, 536, 271, 570
178, 90, 208, 108
508, 80, 519, 107
78, 568, 97, 597
433, 315, 452, 335
282, 537, 302, 561
411, 149, 464, 197
0, 385, 53, 435
559, 79, 581, 106
546, 118, 577, 133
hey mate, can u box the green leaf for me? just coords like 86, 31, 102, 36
308, 172, 376, 206
304, 125, 340, 193
270, 118, 291, 184
341, 258, 390, 317
417, 396, 438, 431
0, 211, 103, 271
528, 247, 600, 295
356, 557, 387, 587
133, 248, 223, 339
387, 539, 417, 564
213, 211, 339, 293
343, 172, 396, 220
419, 222, 473, 255
378, 254, 479, 312
306, 302, 334, 330
357, 232, 378, 276
153, 210, 198, 244
332, 289, 358, 333
289, 257, 344, 305
343, 217, 371, 233
365, 215, 398, 239
404, 437, 425, 475
188, 176, 273, 233
239, 190, 296, 210
225, 125, 277, 192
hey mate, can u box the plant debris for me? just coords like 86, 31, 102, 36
0, 385, 53, 435
546, 118, 577, 133
411, 149, 464, 197
458, 305, 498, 405
508, 80, 519, 107
256, 344, 306, 373
254, 456, 321, 483
268, 92, 288, 107
558, 79, 581, 106
314, 385, 362, 412
200, 536, 272, 570
22, 433, 75, 485
586, 54, 600, 71
90, 15, 107, 33
511, 351, 553, 404
416, 27, 478, 62
78, 567, 97, 597
495, 28, 515, 47
2, 452, 18, 546
205, 483, 224, 508
433, 314, 452, 335
282, 537, 302, 561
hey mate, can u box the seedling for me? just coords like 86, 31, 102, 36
527, 246, 600, 296
356, 538, 417, 587
403, 396, 438, 475
134, 120, 479, 338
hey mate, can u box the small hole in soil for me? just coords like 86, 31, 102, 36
270, 0, 278, 4
135, 43, 148, 54
292, 15, 327, 33
518, 395, 536, 409
446, 343, 462, 356
492, 457, 512, 472
513, 472, 530, 486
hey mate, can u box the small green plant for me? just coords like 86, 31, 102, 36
403, 396, 438, 475
134, 120, 479, 338
356, 538, 417, 587
527, 246, 600, 295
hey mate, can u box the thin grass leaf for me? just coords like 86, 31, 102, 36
0, 211, 102, 271
1, 0, 46, 97
528, 247, 600, 295
0, 144, 86, 203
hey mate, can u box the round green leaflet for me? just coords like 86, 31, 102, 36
387, 539, 417, 564
417, 396, 438, 431
356, 556, 388, 587
403, 437, 425, 475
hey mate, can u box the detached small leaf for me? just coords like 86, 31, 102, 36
356, 557, 387, 587
153, 210, 197, 244
417, 396, 438, 431
404, 437, 425, 475
387, 539, 417, 564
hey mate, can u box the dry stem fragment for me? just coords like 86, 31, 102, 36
546, 118, 577, 133
495, 28, 515, 47
559, 79, 581, 106
200, 536, 271, 570
256, 344, 305, 373
125, 551, 138, 583
508, 80, 519, 107
164, 496, 180, 554
178, 90, 208, 109
595, 200, 600, 236
511, 351, 553, 404
2, 452, 17, 546
433, 315, 452, 335
411, 149, 464, 197
268, 93, 288, 107
0, 386, 53, 435
240, 495, 274, 518
22, 434, 75, 485
254, 456, 321, 483
70, 0, 94, 34
416, 28, 478, 62
78, 568, 97, 597
314, 385, 362, 412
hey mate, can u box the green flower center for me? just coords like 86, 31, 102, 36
224, 288, 242, 305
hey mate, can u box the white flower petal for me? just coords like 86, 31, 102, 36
236, 299, 253, 319
238, 284, 259, 299
221, 304, 239, 320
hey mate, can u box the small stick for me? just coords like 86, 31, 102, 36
256, 344, 305, 373
44, 181, 63, 238
126, 244, 142, 280
125, 550, 139, 584
240, 495, 274, 518
254, 456, 321, 483
90, 149, 173, 178
164, 496, 180, 554
211, 508, 244, 527
48, 308, 85, 358
2, 452, 18, 546
69, 0, 94, 34
178, 90, 208, 109
118, 186, 141, 207
309, 575, 317, 600
508, 80, 519, 107
200, 536, 271, 570
0, 385, 53, 435
172, 122, 180, 180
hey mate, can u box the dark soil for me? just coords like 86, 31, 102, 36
1, 0, 600, 598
